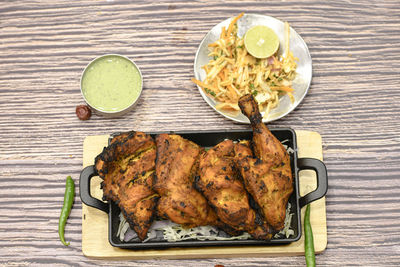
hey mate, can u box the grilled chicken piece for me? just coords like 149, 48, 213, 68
95, 131, 159, 240
237, 94, 293, 230
154, 134, 218, 228
197, 139, 273, 240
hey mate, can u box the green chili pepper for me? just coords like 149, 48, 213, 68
304, 204, 316, 267
59, 176, 75, 246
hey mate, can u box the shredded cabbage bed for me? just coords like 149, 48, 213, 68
117, 202, 294, 243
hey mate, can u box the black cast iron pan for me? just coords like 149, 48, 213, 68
80, 128, 328, 249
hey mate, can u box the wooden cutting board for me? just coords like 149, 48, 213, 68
81, 130, 327, 259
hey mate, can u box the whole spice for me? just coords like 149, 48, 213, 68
76, 105, 92, 120
304, 204, 316, 267
59, 176, 75, 246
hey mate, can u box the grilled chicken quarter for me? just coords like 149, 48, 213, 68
236, 94, 294, 231
95, 131, 159, 241
154, 134, 220, 228
197, 139, 273, 240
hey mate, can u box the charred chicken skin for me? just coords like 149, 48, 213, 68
197, 139, 273, 239
95, 131, 159, 240
237, 94, 293, 230
154, 134, 218, 228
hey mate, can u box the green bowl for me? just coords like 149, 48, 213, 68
80, 54, 143, 117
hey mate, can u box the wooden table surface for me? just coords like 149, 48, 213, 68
1, 0, 399, 266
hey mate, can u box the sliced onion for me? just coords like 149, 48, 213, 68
123, 228, 137, 242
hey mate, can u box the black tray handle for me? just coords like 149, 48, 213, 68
79, 165, 109, 213
297, 158, 328, 208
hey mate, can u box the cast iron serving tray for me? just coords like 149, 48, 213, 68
80, 129, 328, 249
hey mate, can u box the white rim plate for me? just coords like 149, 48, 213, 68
193, 13, 312, 123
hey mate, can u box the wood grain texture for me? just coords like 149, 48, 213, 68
0, 0, 399, 266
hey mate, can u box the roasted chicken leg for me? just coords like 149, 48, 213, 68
95, 131, 159, 240
197, 139, 273, 239
236, 94, 293, 230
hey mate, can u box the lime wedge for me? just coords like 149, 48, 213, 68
244, 25, 280, 59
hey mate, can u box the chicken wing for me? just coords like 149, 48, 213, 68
237, 94, 293, 230
197, 139, 273, 239
154, 134, 218, 228
95, 131, 159, 240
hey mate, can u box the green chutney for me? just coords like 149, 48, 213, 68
81, 55, 142, 112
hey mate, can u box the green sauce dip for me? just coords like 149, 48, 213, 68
81, 55, 142, 113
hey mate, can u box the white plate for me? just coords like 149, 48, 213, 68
193, 14, 312, 123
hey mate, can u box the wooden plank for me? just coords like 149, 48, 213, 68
81, 130, 327, 259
